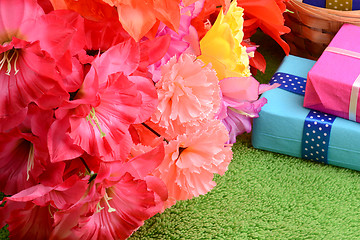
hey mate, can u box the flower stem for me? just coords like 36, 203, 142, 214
80, 157, 91, 174
79, 157, 97, 184
141, 123, 169, 143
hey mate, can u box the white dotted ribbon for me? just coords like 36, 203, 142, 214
270, 72, 307, 96
301, 110, 336, 163
326, 0, 352, 10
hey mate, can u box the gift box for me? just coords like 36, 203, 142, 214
302, 0, 360, 10
252, 54, 360, 171
304, 24, 360, 123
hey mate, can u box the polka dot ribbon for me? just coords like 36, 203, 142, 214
326, 0, 352, 10
269, 71, 337, 163
301, 111, 336, 163
269, 72, 307, 96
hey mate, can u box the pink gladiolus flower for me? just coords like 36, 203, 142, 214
218, 76, 279, 143
148, 3, 200, 83
153, 119, 232, 208
3, 174, 88, 210
152, 53, 221, 129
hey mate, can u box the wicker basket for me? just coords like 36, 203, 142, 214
283, 0, 360, 60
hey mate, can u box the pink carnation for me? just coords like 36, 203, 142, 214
152, 53, 221, 129
153, 119, 232, 208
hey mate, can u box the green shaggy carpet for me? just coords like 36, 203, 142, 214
2, 32, 360, 240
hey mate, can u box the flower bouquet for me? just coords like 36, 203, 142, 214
0, 0, 289, 239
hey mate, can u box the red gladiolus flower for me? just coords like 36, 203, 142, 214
0, 0, 86, 124
49, 40, 158, 162
190, 0, 231, 40
0, 104, 63, 195
0, 201, 55, 239
50, 145, 167, 240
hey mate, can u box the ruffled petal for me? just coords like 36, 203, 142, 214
0, 39, 61, 117
90, 39, 140, 84
69, 73, 142, 161
239, 0, 290, 54
70, 173, 164, 240
153, 119, 232, 208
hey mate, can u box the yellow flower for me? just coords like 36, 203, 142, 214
198, 0, 250, 79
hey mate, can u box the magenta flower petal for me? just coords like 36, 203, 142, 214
222, 97, 268, 143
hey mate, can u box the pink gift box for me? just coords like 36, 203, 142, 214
304, 24, 360, 122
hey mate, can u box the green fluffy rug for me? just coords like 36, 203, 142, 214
129, 134, 360, 239
2, 32, 360, 240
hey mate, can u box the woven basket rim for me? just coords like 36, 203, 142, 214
288, 0, 360, 22
284, 0, 360, 59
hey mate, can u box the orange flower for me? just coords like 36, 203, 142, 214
50, 0, 118, 21
114, 0, 182, 41
50, 0, 183, 41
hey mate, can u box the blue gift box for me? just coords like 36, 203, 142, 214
252, 55, 360, 171
303, 0, 360, 10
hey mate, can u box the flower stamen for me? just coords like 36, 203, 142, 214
96, 202, 104, 213
48, 205, 54, 219
27, 143, 34, 181
0, 49, 20, 76
228, 106, 256, 118
103, 192, 116, 213
86, 107, 106, 138
0, 51, 8, 70
96, 191, 116, 213
12, 50, 20, 75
